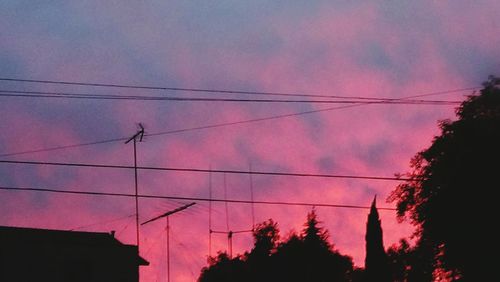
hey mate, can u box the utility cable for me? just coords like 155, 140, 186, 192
0, 77, 479, 100
0, 185, 396, 211
0, 89, 461, 105
0, 159, 413, 181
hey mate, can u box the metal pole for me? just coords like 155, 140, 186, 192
223, 174, 232, 258
223, 173, 229, 232
228, 231, 233, 259
133, 138, 140, 250
167, 216, 170, 282
125, 124, 144, 282
208, 169, 212, 257
249, 164, 255, 230
141, 202, 195, 282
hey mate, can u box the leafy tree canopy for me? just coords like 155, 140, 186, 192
389, 75, 500, 280
198, 210, 353, 282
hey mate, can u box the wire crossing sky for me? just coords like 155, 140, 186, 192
0, 186, 397, 211
0, 159, 414, 181
0, 86, 471, 158
0, 77, 479, 100
0, 89, 462, 104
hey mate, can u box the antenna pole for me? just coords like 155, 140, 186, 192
141, 202, 195, 282
167, 216, 170, 282
228, 231, 233, 259
125, 124, 145, 252
223, 173, 229, 232
133, 138, 140, 249
249, 163, 255, 230
208, 168, 212, 257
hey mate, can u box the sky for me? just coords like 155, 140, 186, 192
1, 1, 499, 281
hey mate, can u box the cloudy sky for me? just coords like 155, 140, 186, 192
1, 1, 499, 281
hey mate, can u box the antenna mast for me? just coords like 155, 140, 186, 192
142, 202, 196, 282
125, 123, 145, 252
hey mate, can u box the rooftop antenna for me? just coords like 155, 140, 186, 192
223, 173, 232, 258
142, 202, 196, 282
249, 163, 256, 230
125, 123, 145, 252
208, 167, 213, 258
208, 172, 253, 259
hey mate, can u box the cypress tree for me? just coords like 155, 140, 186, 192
365, 196, 391, 282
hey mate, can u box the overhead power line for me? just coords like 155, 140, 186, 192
0, 137, 129, 158
0, 78, 477, 158
0, 77, 479, 100
0, 185, 396, 211
0, 89, 461, 105
2, 104, 356, 157
0, 159, 412, 181
0, 95, 470, 158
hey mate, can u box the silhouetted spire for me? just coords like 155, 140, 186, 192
370, 195, 377, 215
365, 196, 391, 282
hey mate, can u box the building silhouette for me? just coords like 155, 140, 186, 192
0, 225, 148, 282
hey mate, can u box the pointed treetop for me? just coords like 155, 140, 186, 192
370, 195, 378, 212
365, 193, 390, 281
369, 195, 380, 221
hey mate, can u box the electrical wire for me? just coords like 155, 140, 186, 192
0, 185, 396, 210
0, 159, 412, 181
0, 77, 479, 100
0, 83, 477, 158
0, 89, 461, 105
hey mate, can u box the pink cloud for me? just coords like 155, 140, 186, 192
2, 1, 499, 281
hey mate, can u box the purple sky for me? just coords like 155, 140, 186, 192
1, 1, 499, 281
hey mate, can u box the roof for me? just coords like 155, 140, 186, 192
0, 225, 149, 265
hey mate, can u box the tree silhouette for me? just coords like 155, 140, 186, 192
387, 239, 410, 282
301, 209, 353, 282
386, 238, 436, 282
388, 75, 500, 280
364, 196, 391, 282
198, 210, 353, 281
198, 252, 246, 282
272, 209, 353, 281
303, 209, 330, 250
246, 219, 280, 282
248, 219, 279, 259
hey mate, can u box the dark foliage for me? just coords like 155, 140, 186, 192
198, 252, 246, 282
388, 76, 500, 280
198, 210, 353, 282
386, 238, 435, 282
